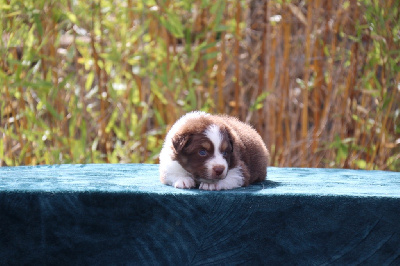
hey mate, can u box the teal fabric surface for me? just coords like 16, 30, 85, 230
0, 164, 399, 265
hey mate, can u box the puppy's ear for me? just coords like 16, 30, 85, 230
225, 129, 234, 152
225, 129, 237, 168
172, 133, 190, 152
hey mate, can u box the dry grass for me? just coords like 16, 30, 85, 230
1, 0, 399, 170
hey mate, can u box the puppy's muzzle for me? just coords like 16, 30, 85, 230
213, 165, 225, 179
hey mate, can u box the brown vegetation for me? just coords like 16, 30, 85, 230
1, 0, 399, 170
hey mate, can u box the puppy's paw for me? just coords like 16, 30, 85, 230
173, 176, 196, 189
199, 181, 238, 191
199, 182, 220, 191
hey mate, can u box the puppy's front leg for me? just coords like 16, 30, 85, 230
173, 176, 196, 189
160, 160, 196, 189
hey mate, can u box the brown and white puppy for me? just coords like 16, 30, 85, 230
159, 111, 269, 190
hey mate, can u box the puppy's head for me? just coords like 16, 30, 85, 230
172, 124, 233, 183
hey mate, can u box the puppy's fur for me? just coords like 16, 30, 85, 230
159, 111, 269, 190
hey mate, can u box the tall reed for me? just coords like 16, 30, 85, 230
1, 0, 399, 170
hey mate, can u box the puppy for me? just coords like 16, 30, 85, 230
159, 111, 269, 191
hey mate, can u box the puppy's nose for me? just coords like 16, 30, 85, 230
213, 165, 225, 177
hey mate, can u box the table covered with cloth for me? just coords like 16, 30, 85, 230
0, 164, 399, 265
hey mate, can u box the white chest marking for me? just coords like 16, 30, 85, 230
199, 166, 244, 190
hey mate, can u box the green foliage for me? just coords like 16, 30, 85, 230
0, 0, 399, 170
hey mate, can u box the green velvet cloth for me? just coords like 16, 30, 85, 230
0, 164, 399, 265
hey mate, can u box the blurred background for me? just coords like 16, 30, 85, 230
1, 0, 399, 170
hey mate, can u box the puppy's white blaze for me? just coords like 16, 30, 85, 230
204, 124, 228, 178
200, 167, 244, 191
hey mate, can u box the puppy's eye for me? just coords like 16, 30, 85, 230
222, 151, 228, 156
198, 150, 207, 156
